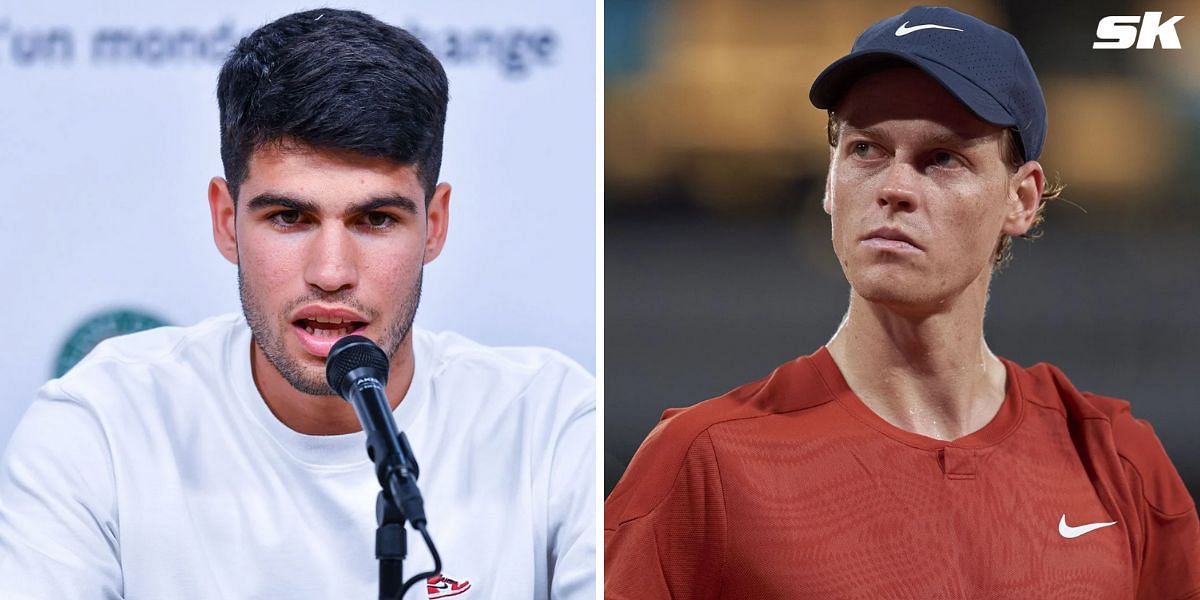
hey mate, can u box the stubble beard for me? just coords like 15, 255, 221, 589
239, 268, 423, 396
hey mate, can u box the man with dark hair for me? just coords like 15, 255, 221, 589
0, 9, 594, 599
605, 7, 1199, 598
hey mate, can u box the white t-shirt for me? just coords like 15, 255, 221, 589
0, 313, 595, 600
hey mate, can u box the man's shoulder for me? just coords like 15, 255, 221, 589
1078, 389, 1196, 517
414, 327, 592, 382
68, 312, 240, 365
1011, 359, 1195, 516
605, 350, 835, 528
412, 327, 594, 412
640, 348, 835, 450
1010, 358, 1158, 437
52, 313, 243, 401
14, 314, 245, 458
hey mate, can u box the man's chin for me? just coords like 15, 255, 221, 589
280, 364, 338, 396
852, 272, 944, 308
268, 339, 340, 395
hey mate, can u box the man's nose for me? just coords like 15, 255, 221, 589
304, 224, 358, 293
877, 162, 920, 212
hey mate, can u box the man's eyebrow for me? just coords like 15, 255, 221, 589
243, 194, 420, 216
840, 125, 886, 141
354, 195, 420, 216
245, 194, 319, 213
841, 126, 991, 149
924, 131, 988, 149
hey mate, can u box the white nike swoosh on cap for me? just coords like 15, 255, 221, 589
1058, 514, 1118, 539
894, 21, 965, 36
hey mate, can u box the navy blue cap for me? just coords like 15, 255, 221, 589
810, 6, 1046, 161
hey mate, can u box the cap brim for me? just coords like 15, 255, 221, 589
809, 50, 1015, 128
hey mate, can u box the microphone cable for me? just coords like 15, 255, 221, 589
396, 523, 442, 599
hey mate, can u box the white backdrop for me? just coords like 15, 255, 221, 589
0, 1, 596, 444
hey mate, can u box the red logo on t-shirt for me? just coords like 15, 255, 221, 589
427, 573, 471, 598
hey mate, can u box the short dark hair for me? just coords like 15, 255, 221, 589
217, 8, 449, 203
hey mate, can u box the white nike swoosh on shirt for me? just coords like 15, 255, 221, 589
894, 21, 965, 36
1058, 514, 1118, 539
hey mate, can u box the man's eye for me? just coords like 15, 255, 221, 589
271, 210, 302, 226
365, 212, 396, 228
932, 151, 963, 168
852, 142, 876, 158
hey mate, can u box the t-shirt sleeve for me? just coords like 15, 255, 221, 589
604, 427, 727, 600
1101, 397, 1200, 599
0, 383, 123, 599
1132, 490, 1200, 600
544, 376, 597, 600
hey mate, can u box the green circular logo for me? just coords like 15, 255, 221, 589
54, 309, 170, 377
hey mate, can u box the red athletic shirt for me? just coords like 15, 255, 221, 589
605, 348, 1200, 599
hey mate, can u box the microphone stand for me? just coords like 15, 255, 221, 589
356, 403, 436, 600
326, 336, 441, 599
375, 433, 418, 600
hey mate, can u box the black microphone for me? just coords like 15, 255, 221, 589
326, 335, 427, 526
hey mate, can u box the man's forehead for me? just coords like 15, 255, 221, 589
835, 67, 1005, 142
238, 142, 425, 213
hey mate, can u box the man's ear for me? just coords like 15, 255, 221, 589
1002, 160, 1044, 237
422, 182, 451, 264
209, 177, 238, 265
823, 147, 836, 216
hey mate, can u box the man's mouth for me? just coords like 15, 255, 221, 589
862, 226, 922, 251
289, 308, 371, 357
294, 317, 368, 338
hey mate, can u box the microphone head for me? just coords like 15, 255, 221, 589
325, 335, 390, 395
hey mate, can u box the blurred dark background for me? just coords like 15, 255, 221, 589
605, 0, 1200, 500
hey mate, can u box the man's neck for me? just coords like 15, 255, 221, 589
826, 285, 1007, 442
250, 336, 416, 436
